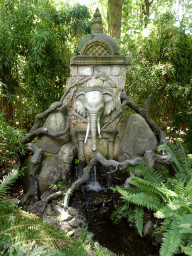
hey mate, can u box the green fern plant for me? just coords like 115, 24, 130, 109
0, 169, 19, 201
111, 143, 192, 256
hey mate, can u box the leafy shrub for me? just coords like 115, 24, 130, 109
111, 144, 192, 256
0, 112, 26, 162
183, 128, 192, 154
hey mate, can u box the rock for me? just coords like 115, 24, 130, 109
37, 153, 61, 195
59, 213, 73, 222
94, 242, 100, 248
119, 114, 158, 161
68, 216, 87, 228
36, 109, 70, 154
73, 227, 82, 237
44, 204, 53, 215
22, 154, 62, 195
42, 216, 57, 225
94, 242, 116, 256
41, 190, 53, 201
60, 222, 73, 233
66, 230, 75, 237
66, 227, 82, 237
58, 142, 77, 164
143, 220, 155, 236
154, 232, 164, 244
54, 205, 63, 214
84, 232, 94, 244
54, 205, 74, 221
57, 211, 73, 222
60, 163, 72, 181
22, 150, 74, 196
68, 207, 79, 216
124, 177, 132, 188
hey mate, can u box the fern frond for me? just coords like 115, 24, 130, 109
134, 206, 144, 236
158, 144, 191, 181
155, 205, 175, 219
115, 186, 162, 211
181, 237, 192, 256
160, 219, 183, 256
185, 177, 192, 199
181, 246, 192, 256
0, 169, 19, 200
129, 174, 177, 202
133, 164, 165, 184
178, 214, 192, 234
170, 179, 185, 196
111, 202, 130, 223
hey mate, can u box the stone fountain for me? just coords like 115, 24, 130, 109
20, 8, 170, 214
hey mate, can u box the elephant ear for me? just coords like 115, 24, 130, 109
74, 92, 86, 118
103, 92, 115, 116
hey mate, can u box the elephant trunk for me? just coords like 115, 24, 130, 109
90, 113, 98, 152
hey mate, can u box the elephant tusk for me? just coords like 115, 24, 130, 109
97, 115, 101, 138
84, 115, 90, 143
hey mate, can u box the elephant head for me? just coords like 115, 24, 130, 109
74, 89, 115, 151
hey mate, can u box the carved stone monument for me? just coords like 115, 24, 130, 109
21, 9, 164, 208
65, 9, 131, 161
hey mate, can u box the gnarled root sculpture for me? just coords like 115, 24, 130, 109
63, 150, 172, 211
19, 90, 172, 212
19, 143, 43, 206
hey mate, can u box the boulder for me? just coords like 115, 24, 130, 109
118, 114, 158, 161
36, 108, 70, 154
37, 153, 61, 195
143, 220, 154, 236
22, 142, 77, 196
58, 142, 77, 164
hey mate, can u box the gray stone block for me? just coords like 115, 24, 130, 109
119, 114, 158, 161
37, 153, 61, 195
78, 66, 93, 76
58, 142, 77, 164
70, 66, 78, 76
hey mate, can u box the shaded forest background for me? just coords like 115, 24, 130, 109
1, 0, 192, 160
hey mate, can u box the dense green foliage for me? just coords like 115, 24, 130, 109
111, 144, 192, 256
0, 0, 91, 129
0, 111, 26, 163
120, 4, 192, 141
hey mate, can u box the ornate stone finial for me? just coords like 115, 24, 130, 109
91, 8, 103, 34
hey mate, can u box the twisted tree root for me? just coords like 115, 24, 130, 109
40, 190, 66, 215
21, 116, 71, 144
23, 149, 172, 213
63, 152, 144, 210
101, 93, 167, 143
19, 143, 43, 206
63, 150, 172, 210
30, 76, 91, 132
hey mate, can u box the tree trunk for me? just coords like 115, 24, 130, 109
107, 0, 124, 39
143, 0, 154, 27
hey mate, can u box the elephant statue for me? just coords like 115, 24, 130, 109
74, 88, 115, 151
